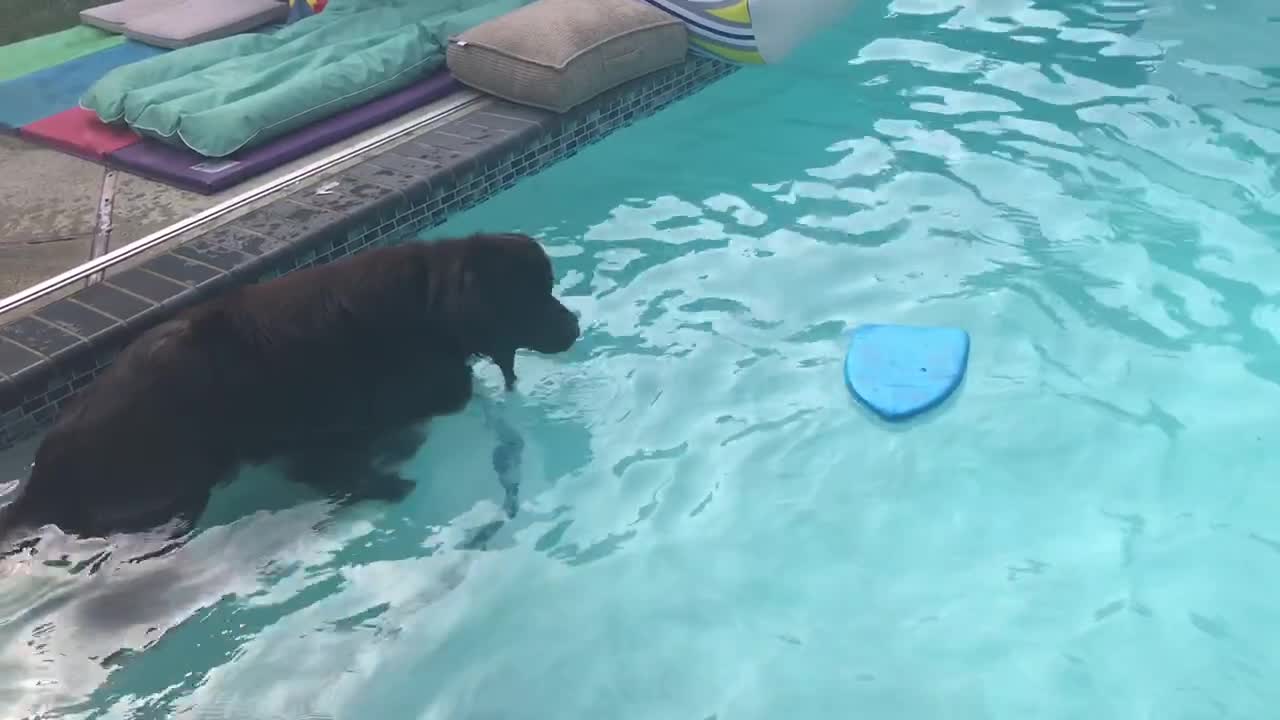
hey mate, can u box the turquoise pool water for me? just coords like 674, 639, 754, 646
4, 0, 1280, 717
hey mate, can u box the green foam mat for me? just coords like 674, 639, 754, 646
0, 26, 126, 83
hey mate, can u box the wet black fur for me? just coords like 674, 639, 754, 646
0, 233, 579, 543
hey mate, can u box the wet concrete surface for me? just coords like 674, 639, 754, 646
0, 90, 480, 318
0, 134, 214, 306
0, 135, 101, 248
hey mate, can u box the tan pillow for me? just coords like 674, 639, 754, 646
446, 0, 688, 113
81, 0, 176, 34
122, 0, 288, 49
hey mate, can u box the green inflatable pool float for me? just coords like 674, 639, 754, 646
81, 0, 529, 158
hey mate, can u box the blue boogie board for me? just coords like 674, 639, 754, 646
844, 324, 969, 421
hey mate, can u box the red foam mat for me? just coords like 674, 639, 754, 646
20, 107, 141, 160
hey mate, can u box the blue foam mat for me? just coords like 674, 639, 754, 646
0, 40, 166, 130
844, 324, 970, 421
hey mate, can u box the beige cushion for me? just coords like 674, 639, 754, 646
81, 0, 174, 34
446, 0, 688, 113
122, 0, 288, 49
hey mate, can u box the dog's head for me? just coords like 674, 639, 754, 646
449, 233, 580, 389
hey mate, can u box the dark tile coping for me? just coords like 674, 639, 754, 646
0, 55, 739, 450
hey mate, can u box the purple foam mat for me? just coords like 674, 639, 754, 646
107, 71, 461, 194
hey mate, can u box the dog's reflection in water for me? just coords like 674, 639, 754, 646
0, 422, 523, 719
0, 487, 353, 716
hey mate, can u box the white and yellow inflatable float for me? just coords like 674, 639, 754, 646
643, 0, 857, 64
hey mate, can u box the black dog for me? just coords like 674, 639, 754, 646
0, 232, 579, 543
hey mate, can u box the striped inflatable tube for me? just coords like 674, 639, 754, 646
643, 0, 857, 65
643, 0, 765, 64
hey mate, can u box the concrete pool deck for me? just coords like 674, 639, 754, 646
0, 54, 739, 451
0, 87, 484, 307
0, 134, 207, 301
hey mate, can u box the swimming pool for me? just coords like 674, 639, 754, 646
4, 0, 1280, 717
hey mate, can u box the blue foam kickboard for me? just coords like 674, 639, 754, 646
0, 41, 166, 130
844, 324, 970, 421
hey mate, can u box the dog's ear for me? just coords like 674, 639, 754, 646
449, 236, 523, 388
491, 346, 518, 390
453, 238, 506, 317
448, 268, 491, 343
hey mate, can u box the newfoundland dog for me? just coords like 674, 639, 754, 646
0, 232, 580, 543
